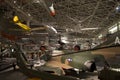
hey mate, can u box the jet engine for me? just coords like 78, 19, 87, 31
84, 60, 96, 72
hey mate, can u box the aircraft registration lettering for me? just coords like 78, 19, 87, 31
115, 36, 120, 45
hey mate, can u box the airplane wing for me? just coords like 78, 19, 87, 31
13, 43, 78, 80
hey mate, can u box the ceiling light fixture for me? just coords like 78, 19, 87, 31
33, 0, 40, 3
51, 26, 57, 33
28, 13, 31, 16
14, 0, 16, 3
81, 28, 99, 31
46, 25, 57, 34
33, 33, 48, 35
116, 5, 120, 12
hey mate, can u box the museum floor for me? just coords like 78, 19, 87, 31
0, 68, 99, 80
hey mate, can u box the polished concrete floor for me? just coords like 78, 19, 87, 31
0, 69, 28, 80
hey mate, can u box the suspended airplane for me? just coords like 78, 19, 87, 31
41, 0, 56, 16
9, 43, 120, 80
0, 14, 56, 41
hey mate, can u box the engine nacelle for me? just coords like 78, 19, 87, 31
84, 60, 96, 72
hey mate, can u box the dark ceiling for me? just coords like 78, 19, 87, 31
0, 0, 120, 43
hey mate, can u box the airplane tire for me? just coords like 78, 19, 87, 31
12, 63, 16, 70
89, 62, 96, 72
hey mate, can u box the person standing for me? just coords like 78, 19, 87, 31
74, 45, 80, 52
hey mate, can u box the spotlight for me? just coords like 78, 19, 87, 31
116, 5, 120, 12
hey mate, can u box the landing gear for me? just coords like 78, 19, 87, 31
89, 62, 96, 72
12, 63, 16, 70
63, 68, 78, 76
